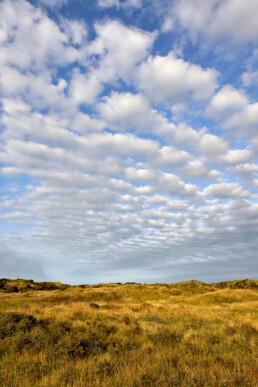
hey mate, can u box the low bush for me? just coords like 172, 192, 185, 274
5, 285, 19, 293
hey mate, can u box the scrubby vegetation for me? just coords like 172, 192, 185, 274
0, 279, 257, 386
0, 278, 69, 293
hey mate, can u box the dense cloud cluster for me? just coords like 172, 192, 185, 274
0, 0, 257, 283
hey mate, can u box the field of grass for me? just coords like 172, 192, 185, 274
0, 278, 257, 386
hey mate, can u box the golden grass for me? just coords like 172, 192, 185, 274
0, 279, 257, 386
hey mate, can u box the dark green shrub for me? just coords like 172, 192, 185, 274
95, 323, 110, 335
78, 332, 108, 355
0, 279, 7, 289
5, 285, 19, 293
90, 302, 100, 308
170, 290, 182, 296
131, 323, 143, 335
239, 322, 257, 338
123, 316, 131, 325
149, 329, 183, 346
44, 320, 71, 345
140, 372, 157, 385
0, 313, 37, 339
98, 360, 114, 376
55, 335, 87, 358
101, 303, 117, 309
209, 333, 221, 344
9, 331, 33, 352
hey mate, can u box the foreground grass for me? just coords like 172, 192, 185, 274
0, 279, 257, 386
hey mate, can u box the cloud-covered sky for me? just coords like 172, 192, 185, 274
0, 0, 257, 284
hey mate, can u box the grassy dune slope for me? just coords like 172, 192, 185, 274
0, 279, 257, 386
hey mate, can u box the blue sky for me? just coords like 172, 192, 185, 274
0, 0, 257, 284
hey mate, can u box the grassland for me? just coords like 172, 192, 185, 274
0, 278, 257, 386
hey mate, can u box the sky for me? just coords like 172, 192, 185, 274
0, 0, 257, 284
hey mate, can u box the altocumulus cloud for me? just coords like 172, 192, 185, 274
0, 0, 257, 284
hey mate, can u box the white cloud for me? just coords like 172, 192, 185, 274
242, 49, 258, 86
122, 0, 142, 8
68, 20, 156, 104
70, 113, 104, 134
204, 82, 258, 138
167, 200, 188, 211
171, 103, 187, 121
0, 0, 78, 71
159, 173, 198, 197
147, 195, 167, 205
203, 182, 251, 198
224, 103, 258, 131
98, 0, 119, 8
200, 133, 228, 157
232, 163, 258, 187
1, 98, 31, 115
2, 130, 159, 171
155, 146, 188, 168
164, 0, 258, 44
137, 52, 218, 103
234, 163, 258, 174
182, 160, 221, 180
69, 69, 103, 105
125, 167, 157, 182
205, 85, 249, 119
97, 0, 142, 8
199, 133, 253, 166
0, 66, 71, 111
60, 18, 88, 45
242, 71, 258, 87
0, 66, 28, 95
39, 0, 67, 8
134, 185, 153, 194
87, 21, 156, 80
219, 149, 254, 165
170, 123, 201, 147
81, 133, 159, 158
252, 136, 258, 153
97, 91, 165, 132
